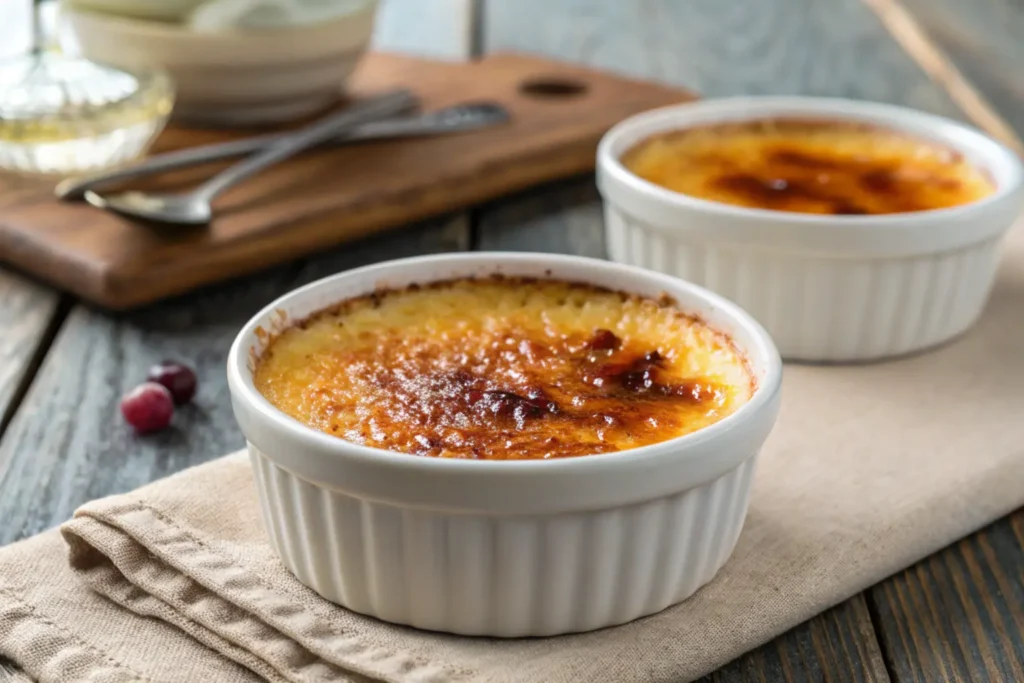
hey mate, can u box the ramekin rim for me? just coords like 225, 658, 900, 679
596, 95, 1024, 227
227, 251, 782, 477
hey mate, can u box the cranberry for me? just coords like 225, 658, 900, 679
147, 360, 197, 405
121, 382, 174, 434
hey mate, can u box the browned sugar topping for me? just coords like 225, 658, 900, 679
621, 118, 995, 215
253, 277, 754, 460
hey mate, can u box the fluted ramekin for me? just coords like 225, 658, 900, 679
228, 252, 782, 637
597, 97, 1024, 362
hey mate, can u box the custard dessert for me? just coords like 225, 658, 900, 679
621, 119, 995, 215
253, 277, 755, 460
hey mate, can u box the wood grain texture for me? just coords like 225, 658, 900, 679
477, 0, 977, 681
893, 0, 1024, 139
0, 52, 689, 310
708, 596, 890, 683
868, 511, 1024, 683
0, 272, 61, 432
483, 0, 966, 115
475, 179, 604, 257
863, 0, 1024, 156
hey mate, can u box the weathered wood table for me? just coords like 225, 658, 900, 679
1, 0, 1022, 680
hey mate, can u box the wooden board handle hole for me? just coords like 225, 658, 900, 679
518, 76, 589, 98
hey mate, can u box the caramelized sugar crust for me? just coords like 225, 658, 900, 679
621, 118, 995, 215
253, 277, 755, 460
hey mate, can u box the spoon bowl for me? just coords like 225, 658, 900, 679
84, 191, 213, 225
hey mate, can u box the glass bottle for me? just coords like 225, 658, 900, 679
0, 0, 175, 176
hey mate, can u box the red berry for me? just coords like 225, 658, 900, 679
146, 360, 197, 405
121, 382, 174, 434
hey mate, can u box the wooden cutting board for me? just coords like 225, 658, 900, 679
0, 51, 693, 309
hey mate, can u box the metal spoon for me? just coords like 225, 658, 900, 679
56, 102, 510, 201
83, 89, 418, 225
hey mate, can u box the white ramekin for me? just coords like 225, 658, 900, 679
597, 97, 1024, 362
227, 252, 782, 637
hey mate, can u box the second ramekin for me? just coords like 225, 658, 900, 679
597, 97, 1024, 362
228, 252, 782, 637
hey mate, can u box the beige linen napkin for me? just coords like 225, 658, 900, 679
2, 227, 1023, 683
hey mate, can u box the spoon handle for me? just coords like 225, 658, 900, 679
55, 102, 509, 202
192, 89, 418, 202
55, 133, 285, 201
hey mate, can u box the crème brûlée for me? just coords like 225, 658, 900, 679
621, 118, 995, 215
253, 277, 755, 460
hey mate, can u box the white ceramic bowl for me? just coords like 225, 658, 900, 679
60, 1, 378, 125
227, 252, 782, 637
597, 97, 1024, 362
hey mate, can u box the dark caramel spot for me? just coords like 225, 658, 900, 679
859, 168, 897, 193
831, 201, 868, 215
589, 328, 621, 351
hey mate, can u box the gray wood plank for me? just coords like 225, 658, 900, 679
483, 0, 966, 113
0, 4, 73, 450
883, 0, 1024, 140
474, 179, 604, 257
0, 272, 61, 433
476, 0, 972, 680
868, 511, 1024, 683
708, 596, 889, 683
0, 0, 476, 545
373, 0, 476, 60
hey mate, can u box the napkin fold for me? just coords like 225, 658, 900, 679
2, 226, 1023, 683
